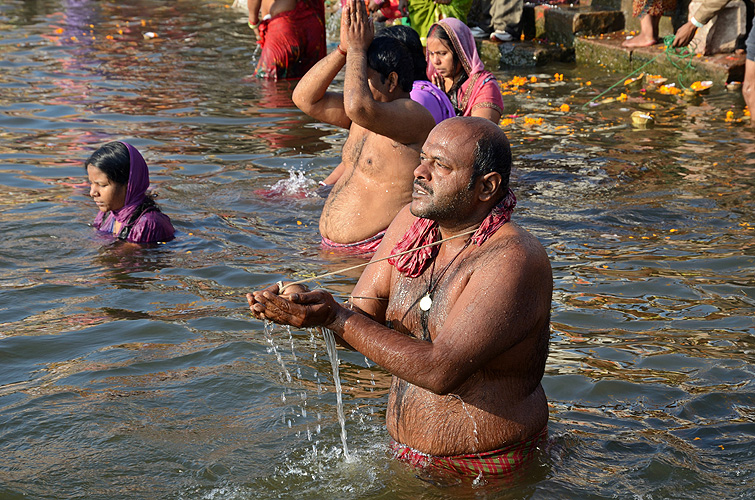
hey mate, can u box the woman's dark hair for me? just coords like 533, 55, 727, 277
366, 37, 415, 93
84, 141, 130, 185
427, 23, 468, 102
377, 24, 427, 82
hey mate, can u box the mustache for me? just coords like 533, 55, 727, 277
413, 179, 433, 194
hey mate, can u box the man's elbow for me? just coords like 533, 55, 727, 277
343, 98, 373, 123
292, 89, 308, 113
424, 371, 465, 396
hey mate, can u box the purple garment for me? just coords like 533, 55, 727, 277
92, 142, 175, 244
410, 80, 455, 124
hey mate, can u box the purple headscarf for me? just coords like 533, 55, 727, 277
91, 142, 175, 243
93, 141, 149, 227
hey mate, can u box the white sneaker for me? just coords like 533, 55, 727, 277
490, 30, 514, 42
469, 26, 488, 38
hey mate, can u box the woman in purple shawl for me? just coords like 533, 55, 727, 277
85, 141, 175, 244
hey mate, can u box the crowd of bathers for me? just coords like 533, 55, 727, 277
85, 0, 508, 246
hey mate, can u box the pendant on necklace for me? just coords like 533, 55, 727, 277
419, 294, 433, 311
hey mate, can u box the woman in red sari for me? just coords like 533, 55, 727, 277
425, 18, 503, 123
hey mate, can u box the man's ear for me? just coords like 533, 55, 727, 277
388, 71, 399, 93
477, 172, 502, 202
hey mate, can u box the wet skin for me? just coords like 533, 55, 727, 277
292, 0, 435, 244
248, 118, 552, 455
87, 165, 126, 213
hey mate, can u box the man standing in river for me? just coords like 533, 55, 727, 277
247, 117, 552, 479
293, 0, 435, 254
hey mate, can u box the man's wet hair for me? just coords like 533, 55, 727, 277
376, 25, 427, 82
367, 37, 415, 93
85, 141, 130, 185
469, 126, 512, 192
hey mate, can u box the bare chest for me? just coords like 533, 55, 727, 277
385, 262, 469, 342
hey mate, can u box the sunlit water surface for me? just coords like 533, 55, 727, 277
1, 1, 753, 499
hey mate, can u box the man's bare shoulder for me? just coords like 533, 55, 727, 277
362, 97, 435, 146
478, 222, 551, 275
379, 204, 416, 250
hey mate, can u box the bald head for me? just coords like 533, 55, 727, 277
432, 117, 512, 194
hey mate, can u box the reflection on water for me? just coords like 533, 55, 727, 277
0, 0, 753, 499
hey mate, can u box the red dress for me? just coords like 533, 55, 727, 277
255, 0, 326, 79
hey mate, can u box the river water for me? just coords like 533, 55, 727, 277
1, 1, 753, 499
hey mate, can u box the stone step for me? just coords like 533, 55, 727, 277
574, 31, 745, 83
477, 3, 624, 67
477, 0, 744, 82
527, 4, 625, 47
479, 38, 575, 68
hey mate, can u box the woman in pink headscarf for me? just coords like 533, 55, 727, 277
425, 18, 503, 123
85, 141, 175, 244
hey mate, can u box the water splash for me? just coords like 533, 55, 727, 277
321, 327, 353, 461
449, 393, 479, 449
263, 320, 292, 383
285, 325, 297, 361
259, 170, 318, 199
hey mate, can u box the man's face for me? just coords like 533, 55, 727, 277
411, 121, 478, 222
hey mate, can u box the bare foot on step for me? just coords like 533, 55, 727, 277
622, 34, 659, 48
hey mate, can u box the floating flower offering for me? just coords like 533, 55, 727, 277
658, 83, 681, 95
726, 81, 742, 91
646, 74, 666, 85
689, 80, 713, 94
631, 111, 654, 128
624, 73, 645, 90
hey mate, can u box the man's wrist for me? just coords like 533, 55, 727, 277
690, 16, 705, 29
325, 302, 356, 334
336, 44, 347, 56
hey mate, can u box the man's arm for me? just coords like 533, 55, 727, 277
291, 49, 352, 129
291, 2, 357, 129
341, 0, 435, 144
247, 0, 262, 26
673, 0, 732, 47
471, 106, 502, 123
250, 221, 553, 396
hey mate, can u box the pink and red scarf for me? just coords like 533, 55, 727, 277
388, 189, 517, 278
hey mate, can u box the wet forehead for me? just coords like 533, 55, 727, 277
87, 164, 109, 182
423, 120, 476, 167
